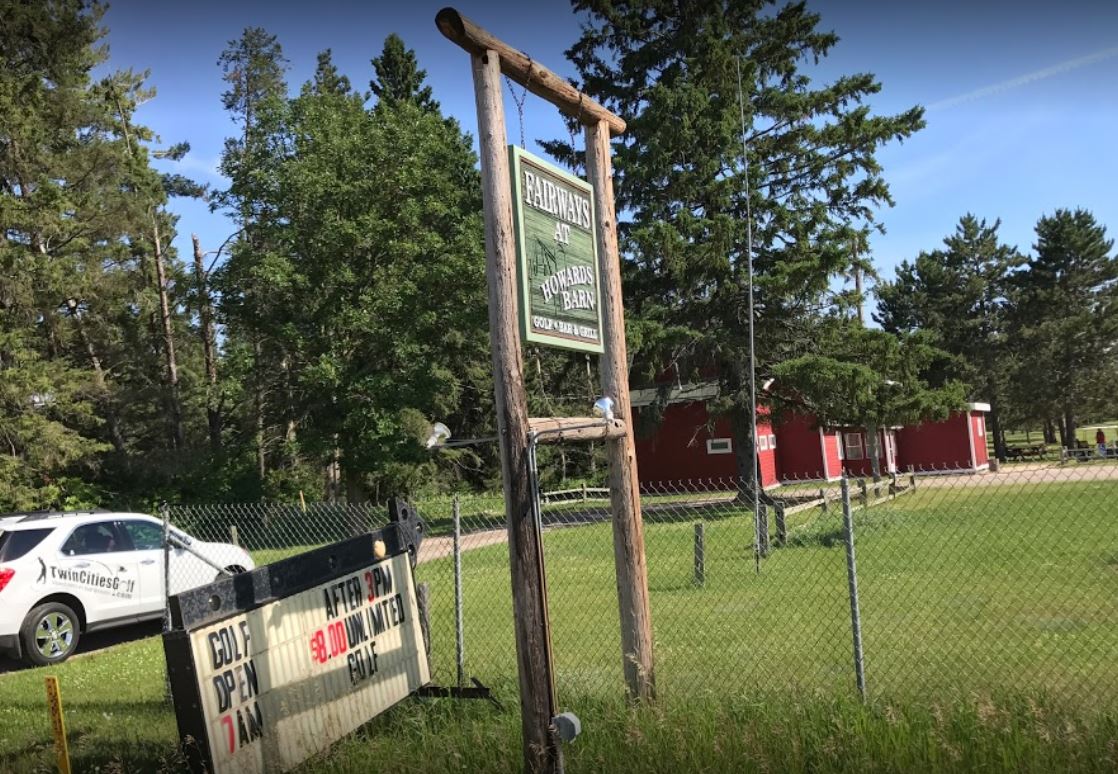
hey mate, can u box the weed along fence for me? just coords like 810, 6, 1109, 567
162, 462, 1118, 739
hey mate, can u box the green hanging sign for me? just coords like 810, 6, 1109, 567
509, 146, 604, 354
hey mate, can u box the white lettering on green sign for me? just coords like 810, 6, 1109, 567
510, 146, 604, 354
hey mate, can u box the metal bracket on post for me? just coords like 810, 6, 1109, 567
388, 498, 426, 569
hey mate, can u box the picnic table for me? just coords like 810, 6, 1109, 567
1061, 445, 1118, 462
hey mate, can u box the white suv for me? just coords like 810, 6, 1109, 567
0, 511, 254, 667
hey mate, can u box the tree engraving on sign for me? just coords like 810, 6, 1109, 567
510, 146, 604, 353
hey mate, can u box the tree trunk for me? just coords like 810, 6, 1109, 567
1044, 418, 1057, 445
65, 299, 126, 455
325, 438, 342, 503
254, 338, 266, 485
192, 235, 222, 451
344, 466, 369, 536
151, 216, 184, 449
281, 353, 298, 467
988, 403, 1007, 462
1056, 419, 1068, 448
1063, 409, 1077, 449
730, 403, 759, 500
865, 423, 882, 483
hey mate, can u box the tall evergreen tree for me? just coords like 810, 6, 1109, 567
549, 0, 924, 491
370, 33, 439, 111
1009, 209, 1117, 446
0, 0, 200, 507
213, 28, 292, 494
273, 48, 489, 501
876, 215, 1023, 460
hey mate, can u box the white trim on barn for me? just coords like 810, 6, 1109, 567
965, 409, 979, 472
818, 426, 830, 479
706, 437, 733, 455
967, 402, 991, 412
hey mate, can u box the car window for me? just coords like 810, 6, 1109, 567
60, 523, 121, 556
0, 529, 54, 561
120, 520, 163, 551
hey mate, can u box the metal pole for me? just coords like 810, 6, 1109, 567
840, 478, 866, 701
693, 522, 705, 586
735, 58, 763, 576
453, 495, 465, 689
161, 501, 171, 633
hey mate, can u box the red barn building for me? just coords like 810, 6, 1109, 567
630, 384, 780, 489
896, 403, 990, 473
774, 412, 844, 482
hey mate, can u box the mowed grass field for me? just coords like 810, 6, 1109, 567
2, 479, 1117, 772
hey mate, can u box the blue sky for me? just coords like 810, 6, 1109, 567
99, 0, 1118, 293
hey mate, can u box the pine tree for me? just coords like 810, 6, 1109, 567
274, 49, 488, 500
549, 0, 924, 492
876, 215, 1024, 460
1009, 209, 1117, 445
0, 0, 131, 506
370, 33, 439, 112
213, 28, 291, 493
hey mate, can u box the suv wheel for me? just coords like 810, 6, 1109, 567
21, 602, 81, 667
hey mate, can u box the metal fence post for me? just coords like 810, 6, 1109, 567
840, 478, 866, 701
758, 503, 770, 557
693, 522, 705, 586
774, 503, 787, 547
453, 495, 465, 689
161, 501, 171, 633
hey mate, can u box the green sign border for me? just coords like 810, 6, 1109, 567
509, 145, 604, 354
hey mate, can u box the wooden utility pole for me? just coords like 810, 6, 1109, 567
470, 46, 559, 774
586, 120, 655, 699
438, 6, 657, 771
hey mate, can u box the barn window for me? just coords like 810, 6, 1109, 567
768, 434, 776, 449
706, 438, 733, 455
844, 432, 864, 460
836, 435, 845, 460
758, 435, 769, 451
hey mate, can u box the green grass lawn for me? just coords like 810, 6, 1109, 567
3, 479, 1117, 772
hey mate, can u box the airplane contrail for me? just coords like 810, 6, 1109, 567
927, 44, 1118, 111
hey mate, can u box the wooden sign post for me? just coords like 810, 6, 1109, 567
437, 8, 655, 774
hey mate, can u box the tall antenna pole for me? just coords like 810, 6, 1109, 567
736, 57, 762, 575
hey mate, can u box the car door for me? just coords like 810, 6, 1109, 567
116, 519, 168, 617
55, 521, 144, 624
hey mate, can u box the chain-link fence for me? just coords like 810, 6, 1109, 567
165, 459, 1118, 718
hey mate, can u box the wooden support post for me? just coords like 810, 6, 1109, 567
471, 49, 559, 774
889, 471, 898, 499
909, 465, 916, 491
819, 487, 828, 513
586, 118, 656, 702
775, 503, 787, 547
693, 522, 705, 586
859, 479, 869, 508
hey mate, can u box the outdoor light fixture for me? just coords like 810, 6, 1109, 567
425, 421, 452, 449
592, 396, 615, 422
